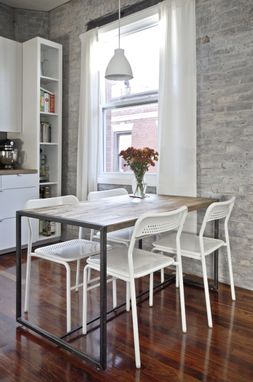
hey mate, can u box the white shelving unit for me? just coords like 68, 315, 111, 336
22, 37, 62, 242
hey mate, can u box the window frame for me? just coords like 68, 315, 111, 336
97, 7, 159, 186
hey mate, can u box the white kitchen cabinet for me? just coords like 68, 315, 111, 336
0, 37, 22, 132
0, 173, 38, 253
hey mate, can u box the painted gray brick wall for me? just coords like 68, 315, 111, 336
49, 0, 253, 290
195, 0, 253, 289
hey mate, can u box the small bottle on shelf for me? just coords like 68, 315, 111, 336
40, 149, 49, 183
42, 220, 52, 236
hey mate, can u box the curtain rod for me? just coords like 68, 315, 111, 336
86, 0, 162, 31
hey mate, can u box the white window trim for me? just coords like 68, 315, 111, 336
98, 172, 157, 187
98, 7, 159, 187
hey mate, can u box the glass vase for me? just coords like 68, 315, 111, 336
132, 173, 147, 198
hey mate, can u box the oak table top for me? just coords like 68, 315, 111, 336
20, 194, 216, 232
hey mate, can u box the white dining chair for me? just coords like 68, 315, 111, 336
88, 188, 133, 246
24, 195, 103, 332
82, 206, 188, 368
152, 197, 236, 328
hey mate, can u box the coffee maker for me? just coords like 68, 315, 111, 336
0, 139, 19, 169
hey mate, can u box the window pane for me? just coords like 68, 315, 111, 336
105, 25, 159, 102
104, 103, 158, 173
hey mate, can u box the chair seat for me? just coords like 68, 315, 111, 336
153, 232, 225, 259
94, 227, 133, 245
87, 246, 174, 280
35, 239, 100, 262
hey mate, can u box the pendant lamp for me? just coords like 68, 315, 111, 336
105, 0, 133, 81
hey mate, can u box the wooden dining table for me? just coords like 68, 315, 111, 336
16, 193, 218, 370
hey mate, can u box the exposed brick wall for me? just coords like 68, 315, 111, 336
49, 0, 253, 290
195, 0, 253, 289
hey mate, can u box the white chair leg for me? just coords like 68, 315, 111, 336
126, 282, 130, 312
24, 253, 32, 312
160, 268, 164, 283
75, 259, 80, 291
112, 278, 117, 309
149, 273, 153, 307
201, 256, 213, 328
175, 266, 179, 288
177, 262, 187, 333
82, 265, 89, 334
129, 277, 141, 368
87, 267, 92, 283
65, 263, 71, 332
226, 245, 236, 301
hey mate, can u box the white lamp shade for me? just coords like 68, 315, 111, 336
105, 48, 133, 81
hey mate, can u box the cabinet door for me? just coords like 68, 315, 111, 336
0, 186, 37, 220
2, 173, 37, 189
0, 37, 22, 132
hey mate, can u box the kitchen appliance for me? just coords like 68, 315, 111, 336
0, 139, 19, 169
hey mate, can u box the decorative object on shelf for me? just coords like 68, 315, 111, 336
40, 185, 51, 198
105, 0, 133, 81
119, 146, 158, 198
40, 58, 48, 76
40, 149, 49, 182
40, 121, 51, 142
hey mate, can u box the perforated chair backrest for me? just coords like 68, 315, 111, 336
88, 188, 128, 201
128, 206, 188, 256
199, 197, 235, 238
25, 195, 79, 209
25, 195, 79, 247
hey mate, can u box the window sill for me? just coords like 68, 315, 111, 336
97, 172, 157, 187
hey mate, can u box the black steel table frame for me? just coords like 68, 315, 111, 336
16, 209, 220, 371
16, 210, 108, 370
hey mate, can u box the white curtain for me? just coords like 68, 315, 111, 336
76, 29, 100, 200
158, 0, 196, 198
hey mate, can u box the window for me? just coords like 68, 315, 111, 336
98, 12, 159, 184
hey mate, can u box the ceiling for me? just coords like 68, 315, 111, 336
0, 0, 70, 11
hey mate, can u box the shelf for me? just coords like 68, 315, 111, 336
39, 181, 58, 186
40, 111, 58, 116
38, 233, 60, 242
40, 142, 58, 146
40, 75, 59, 83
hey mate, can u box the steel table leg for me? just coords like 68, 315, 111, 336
99, 227, 107, 369
16, 212, 22, 320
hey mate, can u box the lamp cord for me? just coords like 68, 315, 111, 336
118, 0, 121, 49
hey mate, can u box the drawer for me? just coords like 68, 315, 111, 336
0, 217, 30, 250
0, 186, 38, 219
1, 173, 38, 190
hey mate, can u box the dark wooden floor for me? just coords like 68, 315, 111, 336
0, 253, 253, 382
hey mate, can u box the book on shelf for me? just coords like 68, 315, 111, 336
40, 87, 56, 113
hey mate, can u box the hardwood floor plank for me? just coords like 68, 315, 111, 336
0, 253, 253, 381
